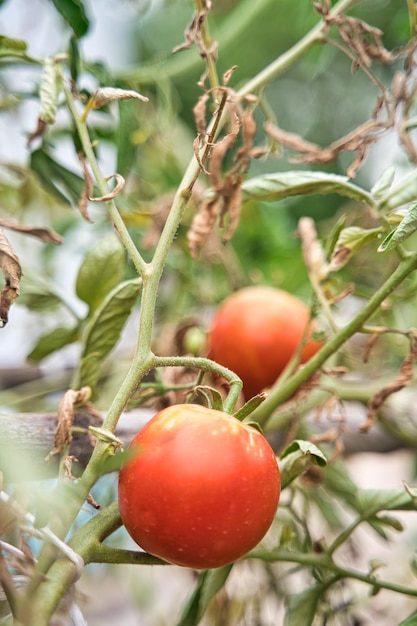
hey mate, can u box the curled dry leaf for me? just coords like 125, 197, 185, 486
173, 0, 212, 54
223, 65, 238, 86
297, 217, 329, 283
0, 218, 62, 245
361, 333, 417, 433
78, 154, 94, 222
319, 7, 395, 68
0, 229, 22, 327
219, 173, 242, 243
46, 386, 92, 459
193, 92, 210, 140
89, 173, 125, 203
90, 88, 149, 109
264, 111, 391, 178
188, 196, 219, 259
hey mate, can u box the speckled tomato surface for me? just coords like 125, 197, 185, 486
207, 286, 322, 399
118, 403, 280, 569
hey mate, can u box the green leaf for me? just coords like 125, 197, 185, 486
0, 35, 38, 64
241, 171, 374, 206
50, 0, 90, 38
0, 35, 27, 52
285, 585, 324, 626
77, 352, 101, 391
379, 170, 417, 212
378, 202, 417, 252
176, 565, 233, 626
19, 275, 63, 312
27, 325, 78, 362
75, 233, 126, 313
69, 35, 81, 82
399, 609, 417, 625
82, 278, 141, 359
329, 226, 381, 271
279, 440, 327, 490
39, 57, 59, 124
235, 393, 266, 422
76, 278, 141, 389
355, 486, 417, 516
30, 147, 85, 206
370, 167, 395, 199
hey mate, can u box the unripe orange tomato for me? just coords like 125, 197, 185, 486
207, 286, 321, 399
118, 404, 280, 569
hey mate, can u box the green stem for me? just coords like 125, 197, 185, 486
195, 0, 220, 92
236, 0, 363, 98
154, 355, 243, 412
248, 549, 417, 598
250, 252, 417, 427
63, 82, 147, 278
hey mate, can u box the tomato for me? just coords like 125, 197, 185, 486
207, 286, 322, 399
118, 404, 280, 569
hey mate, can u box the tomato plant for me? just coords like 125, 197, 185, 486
118, 403, 281, 569
207, 286, 322, 399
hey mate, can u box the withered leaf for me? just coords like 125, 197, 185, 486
297, 217, 329, 283
90, 88, 148, 109
89, 173, 125, 203
219, 173, 242, 243
193, 92, 210, 138
46, 386, 92, 459
0, 218, 62, 245
188, 196, 219, 259
172, 0, 212, 54
361, 333, 417, 433
209, 111, 240, 189
78, 154, 94, 222
0, 228, 22, 327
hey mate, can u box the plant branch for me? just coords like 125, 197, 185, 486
154, 355, 243, 412
248, 549, 417, 598
236, 0, 363, 98
63, 82, 148, 278
250, 251, 417, 427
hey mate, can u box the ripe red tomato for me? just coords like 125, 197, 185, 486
207, 286, 322, 399
118, 404, 280, 569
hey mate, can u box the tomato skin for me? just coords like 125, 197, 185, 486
118, 404, 280, 569
207, 286, 322, 399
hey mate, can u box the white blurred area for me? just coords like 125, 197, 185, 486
0, 0, 145, 370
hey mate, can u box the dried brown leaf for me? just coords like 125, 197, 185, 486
86, 493, 101, 510
0, 229, 21, 328
26, 119, 48, 147
193, 92, 210, 138
361, 333, 417, 432
223, 65, 238, 86
78, 154, 94, 222
89, 173, 125, 203
46, 387, 92, 459
193, 136, 210, 175
298, 217, 329, 282
173, 0, 212, 54
219, 173, 242, 243
0, 219, 62, 245
265, 113, 390, 177
209, 111, 240, 188
188, 196, 219, 259
90, 88, 148, 109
